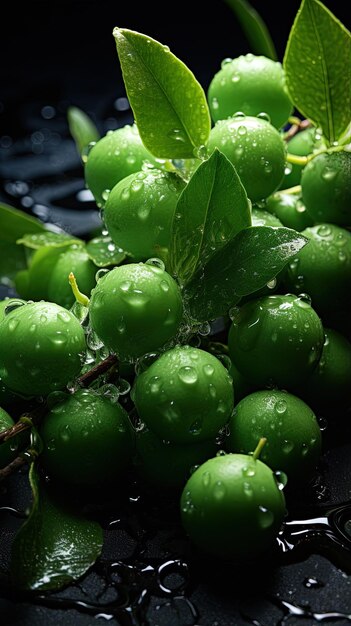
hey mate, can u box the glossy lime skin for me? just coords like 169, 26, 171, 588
133, 345, 234, 444
47, 247, 97, 309
301, 151, 351, 226
104, 168, 185, 261
294, 328, 351, 416
207, 116, 286, 202
134, 425, 218, 490
208, 54, 293, 130
265, 192, 314, 232
228, 294, 324, 389
180, 453, 286, 559
84, 124, 157, 207
89, 263, 183, 361
284, 224, 351, 320
0, 301, 86, 396
0, 408, 18, 469
40, 388, 134, 486
227, 390, 322, 483
279, 127, 323, 190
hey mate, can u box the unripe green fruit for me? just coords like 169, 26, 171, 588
294, 328, 351, 416
84, 124, 157, 207
228, 294, 324, 389
301, 151, 351, 226
133, 345, 234, 444
103, 168, 185, 261
251, 207, 283, 228
284, 224, 351, 320
227, 390, 322, 483
265, 192, 314, 232
0, 301, 86, 396
279, 127, 323, 190
47, 247, 97, 309
180, 452, 286, 559
208, 54, 293, 129
15, 246, 96, 310
89, 262, 183, 361
207, 115, 286, 202
134, 424, 218, 490
40, 388, 134, 486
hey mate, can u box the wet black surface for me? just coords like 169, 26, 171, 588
1, 2, 351, 624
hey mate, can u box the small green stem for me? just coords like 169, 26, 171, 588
287, 116, 303, 127
286, 153, 309, 166
252, 437, 267, 461
69, 272, 90, 307
281, 185, 302, 195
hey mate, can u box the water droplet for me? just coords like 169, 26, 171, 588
257, 112, 271, 123
178, 366, 198, 384
122, 289, 150, 307
145, 257, 165, 271
189, 418, 203, 434
321, 167, 337, 182
211, 97, 219, 110
59, 424, 72, 442
221, 57, 232, 68
282, 439, 294, 453
317, 224, 332, 237
257, 505, 274, 529
231, 72, 240, 83
102, 189, 110, 202
149, 376, 163, 394
95, 268, 109, 281
202, 471, 211, 487
168, 128, 187, 143
4, 300, 25, 316
275, 399, 287, 415
242, 464, 256, 478
8, 318, 19, 332
243, 481, 253, 497
48, 331, 68, 346
274, 470, 288, 490
232, 111, 246, 118
213, 480, 226, 500
203, 364, 214, 377
238, 125, 247, 136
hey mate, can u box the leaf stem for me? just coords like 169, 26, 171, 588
69, 272, 90, 307
0, 416, 33, 444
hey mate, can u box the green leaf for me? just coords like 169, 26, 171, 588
169, 149, 251, 284
113, 28, 211, 159
17, 232, 82, 250
86, 236, 127, 267
0, 203, 45, 244
184, 226, 309, 322
11, 464, 103, 591
67, 106, 100, 159
283, 0, 351, 145
224, 0, 277, 60
0, 241, 27, 287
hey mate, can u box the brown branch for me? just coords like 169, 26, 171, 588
0, 354, 119, 481
0, 419, 33, 444
77, 354, 118, 388
0, 455, 28, 482
285, 118, 311, 141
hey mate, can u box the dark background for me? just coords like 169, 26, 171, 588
1, 0, 349, 138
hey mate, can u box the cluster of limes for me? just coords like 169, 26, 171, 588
1, 51, 350, 562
